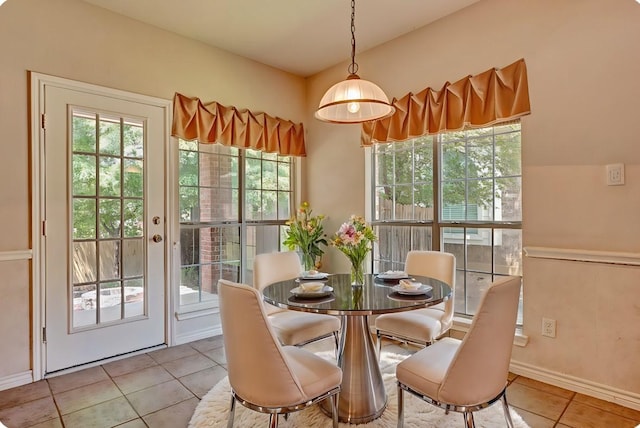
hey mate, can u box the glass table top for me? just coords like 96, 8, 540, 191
263, 273, 452, 316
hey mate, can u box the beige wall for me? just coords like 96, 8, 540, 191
306, 0, 640, 399
0, 0, 305, 379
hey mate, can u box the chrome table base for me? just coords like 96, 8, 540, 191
321, 315, 387, 423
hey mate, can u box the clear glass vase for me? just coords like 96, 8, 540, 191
350, 258, 365, 286
301, 251, 315, 271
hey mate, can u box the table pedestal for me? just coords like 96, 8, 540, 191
321, 315, 386, 423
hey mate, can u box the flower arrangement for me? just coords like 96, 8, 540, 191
283, 202, 328, 270
330, 215, 377, 285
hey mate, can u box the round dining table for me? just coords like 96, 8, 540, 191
262, 273, 452, 424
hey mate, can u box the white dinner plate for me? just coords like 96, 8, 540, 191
290, 285, 334, 298
299, 271, 330, 280
377, 271, 410, 280
391, 284, 433, 295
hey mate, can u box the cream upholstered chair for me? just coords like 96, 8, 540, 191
253, 252, 340, 351
395, 276, 522, 428
218, 279, 342, 428
375, 251, 456, 356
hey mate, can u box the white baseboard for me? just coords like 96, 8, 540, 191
174, 326, 222, 346
0, 370, 33, 392
510, 359, 640, 411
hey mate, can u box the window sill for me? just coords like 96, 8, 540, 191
175, 301, 219, 321
452, 316, 528, 347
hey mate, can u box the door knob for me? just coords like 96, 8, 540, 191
152, 234, 163, 243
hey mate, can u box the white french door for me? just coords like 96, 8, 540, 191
39, 78, 169, 373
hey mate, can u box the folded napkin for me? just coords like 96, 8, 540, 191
399, 279, 421, 290
299, 282, 324, 292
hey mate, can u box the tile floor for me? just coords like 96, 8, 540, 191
1, 336, 639, 428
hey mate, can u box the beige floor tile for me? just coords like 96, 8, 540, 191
27, 417, 63, 428
179, 365, 228, 398
202, 347, 227, 365
143, 397, 199, 428
0, 380, 51, 410
188, 336, 224, 353
47, 366, 109, 394
573, 393, 640, 421
54, 378, 122, 415
126, 380, 195, 416
102, 353, 158, 378
61, 396, 138, 428
114, 418, 148, 427
148, 344, 198, 364
161, 353, 216, 378
558, 401, 640, 428
112, 365, 174, 395
506, 382, 570, 421
513, 376, 576, 399
0, 396, 58, 427
512, 407, 556, 428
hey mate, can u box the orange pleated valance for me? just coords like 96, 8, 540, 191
362, 59, 531, 145
171, 93, 306, 156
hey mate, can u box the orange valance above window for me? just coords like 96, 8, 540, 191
361, 59, 531, 146
171, 93, 306, 156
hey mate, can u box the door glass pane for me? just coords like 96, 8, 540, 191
124, 278, 144, 318
123, 239, 144, 278
73, 284, 97, 328
72, 155, 96, 196
71, 109, 147, 329
73, 242, 97, 284
99, 282, 122, 323
73, 199, 96, 239
99, 156, 121, 197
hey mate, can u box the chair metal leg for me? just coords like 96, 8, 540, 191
330, 393, 339, 428
463, 411, 475, 428
227, 395, 236, 428
333, 331, 339, 360
397, 384, 404, 428
269, 414, 278, 428
501, 393, 515, 428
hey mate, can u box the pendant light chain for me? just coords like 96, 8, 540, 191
348, 0, 358, 75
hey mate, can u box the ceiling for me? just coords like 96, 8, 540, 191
81, 0, 480, 77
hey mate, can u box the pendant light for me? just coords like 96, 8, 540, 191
315, 0, 395, 124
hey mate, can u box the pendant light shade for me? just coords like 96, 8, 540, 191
315, 0, 395, 124
315, 73, 394, 123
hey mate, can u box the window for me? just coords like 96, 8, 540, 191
371, 122, 522, 322
177, 140, 294, 307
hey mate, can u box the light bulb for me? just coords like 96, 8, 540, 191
347, 102, 361, 113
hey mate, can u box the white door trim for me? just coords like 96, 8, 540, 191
29, 72, 174, 381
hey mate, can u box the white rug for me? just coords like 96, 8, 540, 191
189, 353, 530, 427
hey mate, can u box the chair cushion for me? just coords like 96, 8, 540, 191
283, 346, 342, 401
375, 308, 445, 343
269, 310, 340, 346
396, 337, 460, 399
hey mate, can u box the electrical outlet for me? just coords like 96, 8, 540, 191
542, 318, 556, 338
606, 163, 625, 186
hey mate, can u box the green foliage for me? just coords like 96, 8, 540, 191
375, 124, 521, 221
283, 202, 327, 269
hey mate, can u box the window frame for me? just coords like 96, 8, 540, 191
172, 139, 297, 314
367, 121, 522, 322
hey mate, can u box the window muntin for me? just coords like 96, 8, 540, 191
371, 122, 522, 322
178, 141, 293, 306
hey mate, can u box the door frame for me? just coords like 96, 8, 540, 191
30, 72, 174, 380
